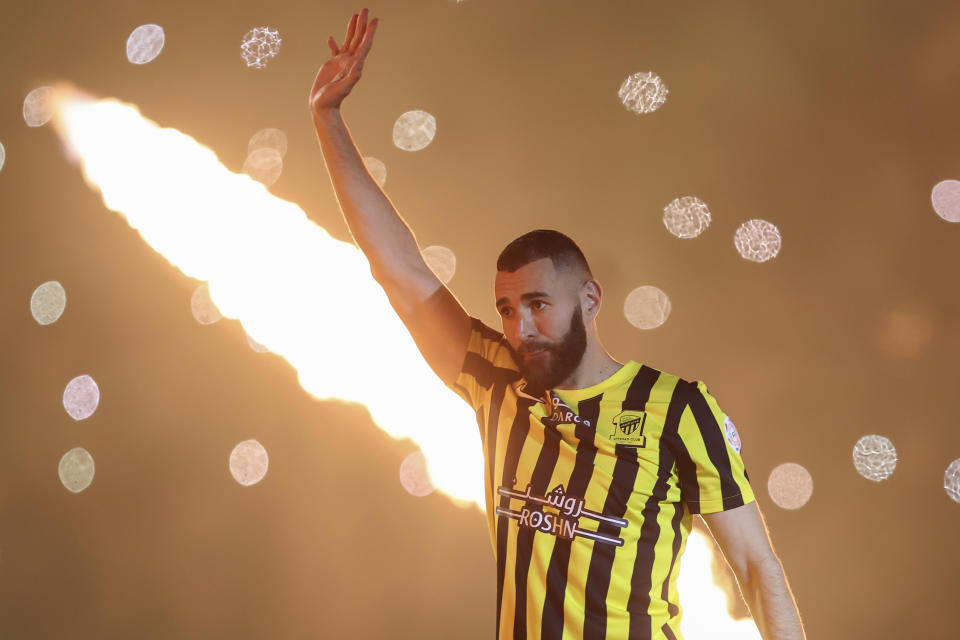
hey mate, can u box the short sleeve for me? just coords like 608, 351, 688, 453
673, 381, 755, 514
446, 317, 513, 410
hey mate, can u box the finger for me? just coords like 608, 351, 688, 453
358, 17, 378, 55
328, 36, 340, 56
349, 8, 368, 52
343, 13, 358, 51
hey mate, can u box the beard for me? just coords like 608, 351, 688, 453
509, 305, 587, 394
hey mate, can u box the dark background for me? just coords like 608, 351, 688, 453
2, 0, 959, 637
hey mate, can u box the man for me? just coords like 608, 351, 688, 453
309, 9, 805, 639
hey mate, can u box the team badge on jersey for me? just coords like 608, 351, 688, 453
610, 411, 648, 447
724, 416, 742, 454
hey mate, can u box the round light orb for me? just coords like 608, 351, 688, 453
422, 245, 456, 284
399, 451, 435, 497
618, 71, 669, 114
59, 447, 95, 493
63, 375, 100, 421
393, 110, 437, 152
229, 439, 269, 486
734, 219, 782, 263
240, 26, 282, 69
767, 463, 814, 510
23, 86, 56, 127
945, 459, 960, 504
126, 24, 165, 64
852, 435, 897, 482
663, 196, 712, 239
931, 179, 960, 223
248, 128, 288, 158
242, 147, 283, 186
191, 283, 223, 325
30, 280, 67, 325
0, 140, 6, 173
246, 333, 270, 353
363, 156, 387, 187
623, 285, 672, 330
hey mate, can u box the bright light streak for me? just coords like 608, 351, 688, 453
52, 88, 483, 504
679, 528, 761, 639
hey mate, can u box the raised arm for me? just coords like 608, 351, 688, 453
308, 9, 471, 384
700, 503, 806, 639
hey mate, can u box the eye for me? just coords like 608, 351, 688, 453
498, 306, 512, 318
531, 300, 547, 311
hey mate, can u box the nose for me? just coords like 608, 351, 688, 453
517, 310, 538, 340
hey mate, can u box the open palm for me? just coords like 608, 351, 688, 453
309, 9, 379, 114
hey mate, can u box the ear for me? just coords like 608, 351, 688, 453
580, 279, 602, 322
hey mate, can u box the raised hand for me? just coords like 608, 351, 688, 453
309, 9, 379, 115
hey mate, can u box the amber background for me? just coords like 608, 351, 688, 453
2, 0, 959, 638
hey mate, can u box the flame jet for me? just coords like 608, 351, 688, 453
52, 88, 483, 505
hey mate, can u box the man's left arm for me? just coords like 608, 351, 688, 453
701, 503, 806, 640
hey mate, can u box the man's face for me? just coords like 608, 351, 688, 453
494, 258, 588, 391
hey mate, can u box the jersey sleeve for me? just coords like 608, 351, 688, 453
446, 317, 511, 411
673, 381, 755, 514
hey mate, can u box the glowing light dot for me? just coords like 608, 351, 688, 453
241, 26, 282, 69
853, 435, 897, 482
242, 147, 283, 186
363, 156, 387, 187
62, 375, 100, 421
623, 285, 671, 330
399, 451, 435, 497
663, 196, 712, 239
945, 459, 960, 504
734, 219, 781, 262
59, 447, 95, 493
126, 24, 165, 64
30, 280, 67, 325
767, 463, 813, 510
191, 283, 223, 325
229, 439, 269, 486
23, 86, 56, 127
931, 180, 960, 223
422, 245, 456, 284
0, 140, 6, 172
248, 127, 288, 158
393, 110, 437, 151
618, 71, 669, 114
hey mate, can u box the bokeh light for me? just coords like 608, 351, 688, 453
945, 459, 960, 504
931, 179, 960, 223
248, 127, 288, 158
421, 245, 456, 284
734, 219, 781, 262
191, 282, 223, 325
0, 140, 6, 172
393, 110, 437, 151
679, 529, 761, 638
229, 439, 269, 486
62, 374, 100, 421
399, 450, 435, 497
23, 86, 56, 127
241, 26, 282, 69
126, 24, 165, 64
663, 196, 712, 239
852, 435, 897, 482
363, 156, 387, 187
30, 280, 67, 325
242, 147, 283, 186
767, 463, 814, 510
623, 285, 671, 329
58, 447, 95, 493
618, 71, 669, 114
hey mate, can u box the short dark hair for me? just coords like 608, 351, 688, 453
496, 229, 593, 277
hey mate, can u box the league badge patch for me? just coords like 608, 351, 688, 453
724, 416, 742, 454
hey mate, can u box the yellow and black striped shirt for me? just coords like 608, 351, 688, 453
448, 319, 754, 640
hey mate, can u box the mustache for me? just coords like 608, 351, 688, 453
517, 341, 553, 355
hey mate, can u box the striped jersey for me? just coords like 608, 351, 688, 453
447, 319, 754, 640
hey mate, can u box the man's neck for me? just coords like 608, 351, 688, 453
555, 344, 623, 391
